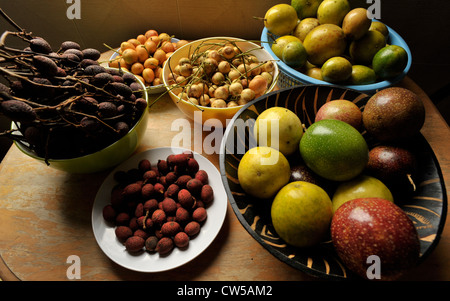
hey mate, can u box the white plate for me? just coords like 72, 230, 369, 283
109, 38, 180, 94
91, 146, 228, 272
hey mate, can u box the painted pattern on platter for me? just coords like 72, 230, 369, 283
220, 85, 447, 280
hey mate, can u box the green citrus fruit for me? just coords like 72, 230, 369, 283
372, 45, 408, 79
291, 0, 323, 19
349, 65, 377, 85
238, 146, 291, 199
349, 30, 386, 65
271, 181, 333, 248
321, 56, 353, 83
264, 4, 299, 36
299, 119, 369, 181
254, 107, 303, 156
282, 40, 308, 68
271, 35, 301, 60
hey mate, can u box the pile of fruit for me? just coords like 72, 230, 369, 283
237, 86, 425, 280
108, 29, 188, 87
0, 15, 147, 161
165, 39, 277, 108
262, 0, 409, 85
102, 151, 214, 255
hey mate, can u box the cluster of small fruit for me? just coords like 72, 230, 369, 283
0, 29, 147, 160
166, 39, 276, 108
108, 29, 188, 87
263, 0, 408, 85
238, 86, 425, 279
102, 151, 214, 255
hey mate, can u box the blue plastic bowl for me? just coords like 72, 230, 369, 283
261, 21, 412, 94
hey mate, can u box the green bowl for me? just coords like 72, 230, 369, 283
13, 71, 149, 174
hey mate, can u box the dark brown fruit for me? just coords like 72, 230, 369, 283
115, 212, 130, 225
157, 160, 170, 175
178, 189, 194, 209
122, 183, 142, 200
152, 209, 166, 226
138, 159, 152, 172
134, 229, 149, 240
176, 175, 192, 188
366, 145, 418, 196
156, 237, 174, 255
200, 184, 214, 204
143, 198, 158, 212
186, 178, 203, 195
195, 170, 209, 185
161, 198, 178, 215
192, 207, 207, 223
29, 38, 52, 54
161, 221, 182, 237
145, 236, 159, 252
362, 87, 425, 142
141, 183, 155, 199
115, 226, 133, 242
0, 100, 37, 122
184, 221, 201, 237
33, 55, 58, 76
125, 236, 145, 252
82, 48, 101, 61
174, 232, 189, 248
60, 41, 81, 51
102, 204, 116, 223
175, 207, 190, 225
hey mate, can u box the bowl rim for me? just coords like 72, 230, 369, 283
261, 20, 412, 92
13, 67, 149, 163
162, 36, 279, 112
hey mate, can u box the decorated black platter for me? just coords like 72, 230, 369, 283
219, 84, 447, 280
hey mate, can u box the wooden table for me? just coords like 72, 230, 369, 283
0, 61, 449, 281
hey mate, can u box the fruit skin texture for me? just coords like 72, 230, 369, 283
271, 181, 333, 248
264, 4, 299, 36
331, 175, 394, 213
300, 119, 369, 182
253, 107, 303, 156
331, 198, 421, 280
372, 45, 408, 79
317, 0, 350, 25
238, 147, 291, 199
271, 35, 301, 59
303, 24, 347, 65
321, 56, 352, 83
291, 0, 323, 19
342, 8, 371, 40
282, 41, 308, 69
315, 99, 362, 130
362, 87, 425, 142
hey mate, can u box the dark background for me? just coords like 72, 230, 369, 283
0, 0, 449, 161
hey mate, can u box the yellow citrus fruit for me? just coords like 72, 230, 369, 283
264, 4, 299, 36
237, 146, 291, 199
253, 107, 303, 156
271, 181, 333, 248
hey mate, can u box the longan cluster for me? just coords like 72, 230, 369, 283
102, 151, 214, 256
0, 29, 147, 160
166, 39, 276, 108
108, 29, 188, 87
